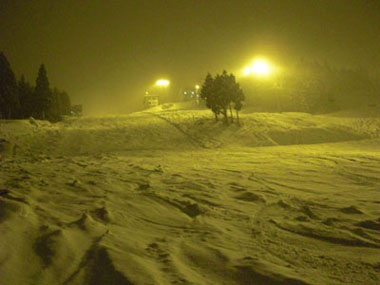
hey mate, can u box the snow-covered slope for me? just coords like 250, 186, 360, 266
2, 110, 379, 156
0, 110, 379, 284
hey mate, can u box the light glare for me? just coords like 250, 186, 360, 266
251, 60, 270, 75
156, 79, 170, 86
243, 59, 272, 77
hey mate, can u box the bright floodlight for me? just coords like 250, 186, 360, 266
156, 79, 170, 86
195, 84, 200, 90
251, 60, 270, 75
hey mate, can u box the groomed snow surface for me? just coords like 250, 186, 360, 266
0, 106, 379, 285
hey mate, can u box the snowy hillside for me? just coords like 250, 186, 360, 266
0, 110, 379, 284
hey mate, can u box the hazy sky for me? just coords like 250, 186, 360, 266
1, 0, 379, 113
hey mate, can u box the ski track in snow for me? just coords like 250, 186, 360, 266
0, 111, 380, 285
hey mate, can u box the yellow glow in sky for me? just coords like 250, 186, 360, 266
244, 59, 272, 77
156, 79, 170, 86
251, 60, 270, 75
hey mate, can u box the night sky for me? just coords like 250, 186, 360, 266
1, 0, 379, 114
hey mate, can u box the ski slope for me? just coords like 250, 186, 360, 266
0, 109, 379, 284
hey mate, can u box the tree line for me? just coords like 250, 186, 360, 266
200, 70, 245, 124
0, 52, 71, 122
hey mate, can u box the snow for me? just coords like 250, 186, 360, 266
0, 109, 379, 284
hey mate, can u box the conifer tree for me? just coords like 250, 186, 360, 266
18, 75, 34, 118
217, 70, 235, 124
34, 64, 52, 120
232, 86, 245, 124
201, 71, 245, 124
0, 52, 20, 119
200, 73, 221, 121
216, 71, 245, 124
214, 72, 230, 124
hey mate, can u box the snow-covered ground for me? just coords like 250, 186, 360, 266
0, 109, 379, 284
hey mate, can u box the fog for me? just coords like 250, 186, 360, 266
1, 0, 380, 114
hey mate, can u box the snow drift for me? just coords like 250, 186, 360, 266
0, 109, 379, 284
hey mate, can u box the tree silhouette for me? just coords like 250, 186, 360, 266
18, 75, 34, 118
200, 73, 221, 121
0, 53, 71, 122
232, 82, 245, 124
200, 71, 245, 124
0, 52, 20, 119
34, 64, 52, 120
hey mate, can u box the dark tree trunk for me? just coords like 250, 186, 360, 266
236, 110, 240, 124
223, 108, 228, 124
214, 112, 218, 121
229, 104, 234, 123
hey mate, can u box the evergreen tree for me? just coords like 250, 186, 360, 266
232, 83, 245, 124
215, 71, 244, 124
225, 72, 244, 123
0, 57, 71, 122
18, 75, 34, 118
0, 52, 20, 119
200, 73, 221, 121
213, 71, 231, 124
201, 71, 245, 124
34, 64, 52, 120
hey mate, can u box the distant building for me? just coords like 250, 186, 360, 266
144, 93, 159, 108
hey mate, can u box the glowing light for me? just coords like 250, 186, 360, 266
156, 79, 170, 86
195, 84, 200, 90
251, 60, 270, 75
243, 58, 272, 77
